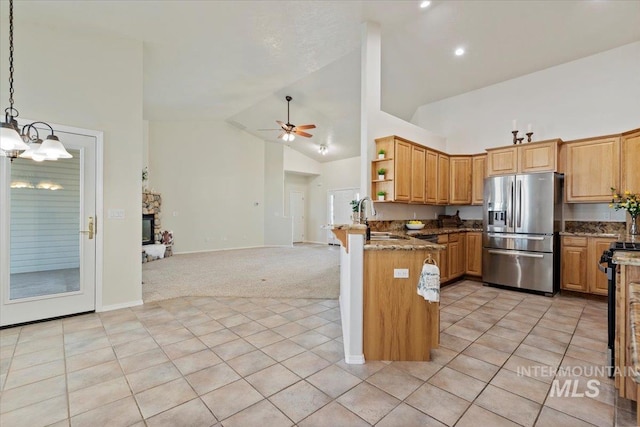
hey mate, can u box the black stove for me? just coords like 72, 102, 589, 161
600, 240, 640, 377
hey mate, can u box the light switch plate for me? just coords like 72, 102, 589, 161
394, 268, 409, 278
108, 209, 125, 220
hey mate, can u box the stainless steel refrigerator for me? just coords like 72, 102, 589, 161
482, 172, 563, 295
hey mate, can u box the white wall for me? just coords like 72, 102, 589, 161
283, 146, 321, 175
412, 41, 640, 222
361, 22, 447, 222
264, 143, 292, 246
0, 20, 144, 308
308, 156, 361, 243
148, 120, 265, 253
413, 41, 640, 153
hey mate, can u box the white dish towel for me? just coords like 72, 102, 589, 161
417, 261, 440, 302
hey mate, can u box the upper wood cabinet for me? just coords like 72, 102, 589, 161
394, 139, 412, 202
564, 135, 620, 202
437, 154, 450, 205
372, 136, 430, 204
621, 128, 640, 193
471, 154, 486, 206
449, 156, 472, 205
425, 150, 438, 204
486, 139, 560, 177
411, 144, 426, 203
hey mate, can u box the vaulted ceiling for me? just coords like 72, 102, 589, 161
4, 0, 640, 162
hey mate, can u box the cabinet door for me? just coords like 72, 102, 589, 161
621, 129, 640, 193
437, 154, 450, 205
437, 234, 449, 282
589, 237, 616, 296
565, 136, 620, 202
561, 237, 588, 292
519, 140, 558, 173
486, 147, 517, 176
394, 140, 412, 202
425, 150, 438, 204
465, 232, 482, 276
449, 156, 472, 205
411, 145, 426, 203
471, 155, 486, 206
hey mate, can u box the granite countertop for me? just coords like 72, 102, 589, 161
364, 235, 445, 251
406, 227, 483, 236
613, 251, 640, 266
560, 231, 621, 238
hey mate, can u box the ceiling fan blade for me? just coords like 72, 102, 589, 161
294, 130, 313, 138
295, 124, 316, 130
277, 131, 286, 139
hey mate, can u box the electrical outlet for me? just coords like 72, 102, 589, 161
394, 268, 409, 278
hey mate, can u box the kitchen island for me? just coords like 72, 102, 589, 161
332, 225, 443, 363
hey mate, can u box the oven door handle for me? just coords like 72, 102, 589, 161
597, 261, 608, 274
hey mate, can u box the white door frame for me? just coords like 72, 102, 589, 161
0, 121, 103, 324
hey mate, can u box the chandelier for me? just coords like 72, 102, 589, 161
0, 0, 72, 162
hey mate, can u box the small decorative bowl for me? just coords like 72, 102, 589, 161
406, 223, 425, 230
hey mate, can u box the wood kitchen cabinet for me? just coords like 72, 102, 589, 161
437, 154, 450, 205
437, 232, 467, 282
425, 150, 438, 204
411, 144, 426, 203
563, 135, 620, 203
373, 136, 427, 203
621, 128, 640, 193
486, 139, 560, 177
449, 156, 472, 205
465, 231, 482, 277
471, 154, 486, 206
561, 235, 616, 295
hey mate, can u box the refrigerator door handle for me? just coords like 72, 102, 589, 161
488, 249, 545, 258
508, 181, 514, 228
487, 233, 545, 240
517, 179, 523, 228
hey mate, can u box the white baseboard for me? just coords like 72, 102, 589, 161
345, 354, 365, 364
98, 299, 143, 312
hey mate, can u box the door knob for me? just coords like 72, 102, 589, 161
80, 216, 94, 239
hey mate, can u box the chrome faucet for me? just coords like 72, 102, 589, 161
357, 196, 377, 224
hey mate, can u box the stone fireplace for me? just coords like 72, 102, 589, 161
142, 191, 162, 244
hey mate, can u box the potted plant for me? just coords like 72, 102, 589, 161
377, 190, 387, 201
350, 199, 361, 223
377, 168, 387, 180
378, 149, 386, 159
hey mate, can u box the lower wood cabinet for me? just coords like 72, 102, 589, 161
561, 235, 615, 295
465, 231, 482, 277
437, 232, 471, 282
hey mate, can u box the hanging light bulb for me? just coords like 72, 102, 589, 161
282, 132, 295, 142
0, 0, 71, 162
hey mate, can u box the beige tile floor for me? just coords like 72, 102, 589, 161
0, 280, 635, 426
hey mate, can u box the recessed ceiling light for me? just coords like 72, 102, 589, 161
455, 47, 465, 56
420, 1, 431, 8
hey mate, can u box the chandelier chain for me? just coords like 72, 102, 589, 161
8, 0, 15, 109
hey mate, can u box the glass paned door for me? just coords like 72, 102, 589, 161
0, 130, 96, 326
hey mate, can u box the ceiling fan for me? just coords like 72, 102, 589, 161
261, 95, 316, 142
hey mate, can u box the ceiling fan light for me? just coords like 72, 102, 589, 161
35, 135, 72, 160
1, 121, 29, 151
283, 132, 295, 142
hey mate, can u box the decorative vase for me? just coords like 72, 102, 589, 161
630, 214, 639, 236
378, 174, 385, 180
378, 195, 385, 201
378, 154, 385, 159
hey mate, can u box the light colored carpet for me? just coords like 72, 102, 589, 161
142, 243, 340, 303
